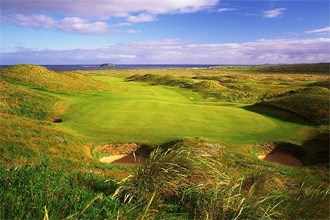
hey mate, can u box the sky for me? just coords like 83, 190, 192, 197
0, 0, 329, 65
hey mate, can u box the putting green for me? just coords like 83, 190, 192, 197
58, 76, 315, 145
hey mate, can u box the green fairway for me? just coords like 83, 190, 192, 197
57, 76, 315, 145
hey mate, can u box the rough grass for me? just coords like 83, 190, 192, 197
0, 64, 108, 94
116, 139, 330, 219
0, 165, 120, 219
260, 87, 330, 125
0, 81, 56, 120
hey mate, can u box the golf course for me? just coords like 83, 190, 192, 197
0, 64, 329, 219
59, 76, 314, 145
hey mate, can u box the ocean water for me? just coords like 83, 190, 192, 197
0, 64, 219, 71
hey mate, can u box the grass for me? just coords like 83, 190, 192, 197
57, 76, 316, 145
210, 63, 330, 74
0, 64, 329, 219
0, 164, 120, 219
260, 87, 330, 125
116, 139, 330, 219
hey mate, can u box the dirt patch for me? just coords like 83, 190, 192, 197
93, 143, 152, 165
258, 142, 304, 167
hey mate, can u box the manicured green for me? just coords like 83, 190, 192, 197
58, 76, 316, 145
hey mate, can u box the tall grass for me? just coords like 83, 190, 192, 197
115, 139, 330, 219
0, 165, 120, 219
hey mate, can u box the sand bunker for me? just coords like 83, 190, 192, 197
259, 153, 302, 167
99, 154, 147, 164
93, 143, 151, 165
52, 117, 62, 123
258, 142, 304, 167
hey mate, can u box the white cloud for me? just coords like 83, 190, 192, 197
1, 0, 219, 19
217, 8, 237, 13
57, 17, 109, 34
2, 38, 329, 65
127, 13, 155, 23
2, 14, 118, 34
306, 26, 330, 34
1, 0, 219, 33
263, 8, 286, 18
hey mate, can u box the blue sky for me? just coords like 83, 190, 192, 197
1, 0, 329, 64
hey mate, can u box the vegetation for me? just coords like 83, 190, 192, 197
117, 139, 329, 219
210, 63, 330, 74
260, 87, 330, 125
0, 63, 329, 219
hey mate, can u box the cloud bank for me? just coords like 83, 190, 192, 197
1, 0, 219, 19
1, 0, 219, 34
306, 26, 330, 34
2, 38, 329, 65
1, 14, 111, 34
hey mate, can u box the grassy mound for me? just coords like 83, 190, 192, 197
260, 87, 330, 125
0, 64, 107, 94
128, 73, 257, 102
0, 65, 108, 166
127, 74, 194, 88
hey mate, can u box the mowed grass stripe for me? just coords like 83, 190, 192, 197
58, 76, 315, 145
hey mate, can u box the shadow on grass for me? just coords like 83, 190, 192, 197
302, 132, 330, 166
243, 104, 311, 125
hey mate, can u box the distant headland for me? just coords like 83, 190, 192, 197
100, 63, 115, 67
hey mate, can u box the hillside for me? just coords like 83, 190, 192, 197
259, 86, 330, 125
0, 64, 107, 94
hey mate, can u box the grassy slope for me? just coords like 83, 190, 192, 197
260, 87, 330, 125
0, 64, 329, 219
0, 65, 112, 168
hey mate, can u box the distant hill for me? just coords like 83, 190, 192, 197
211, 63, 330, 74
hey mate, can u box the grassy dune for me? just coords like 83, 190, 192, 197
260, 87, 330, 125
0, 64, 329, 219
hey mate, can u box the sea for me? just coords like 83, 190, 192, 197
0, 64, 220, 71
